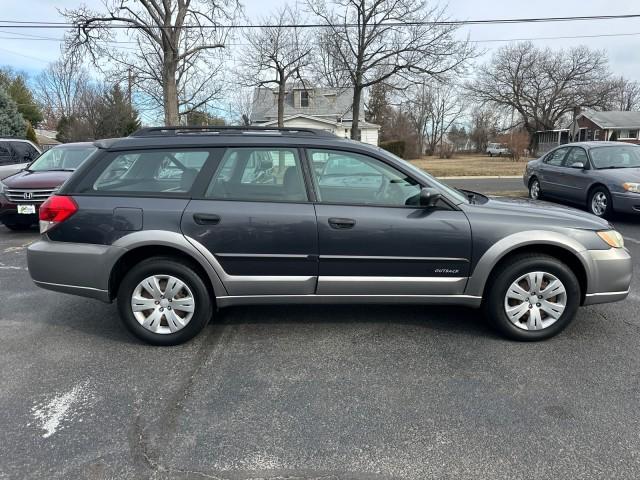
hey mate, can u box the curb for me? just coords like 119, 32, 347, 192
438, 175, 523, 180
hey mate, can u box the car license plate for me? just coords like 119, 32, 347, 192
17, 204, 36, 215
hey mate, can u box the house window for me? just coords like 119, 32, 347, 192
628, 130, 638, 139
300, 90, 309, 108
586, 129, 593, 141
594, 130, 600, 140
619, 129, 630, 138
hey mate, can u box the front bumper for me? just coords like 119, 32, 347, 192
580, 247, 633, 305
612, 192, 640, 214
27, 237, 125, 302
0, 195, 38, 225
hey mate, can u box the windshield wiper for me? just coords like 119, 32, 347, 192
41, 168, 75, 172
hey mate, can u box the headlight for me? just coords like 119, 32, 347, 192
622, 182, 640, 193
597, 230, 625, 248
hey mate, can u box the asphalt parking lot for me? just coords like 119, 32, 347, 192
1, 193, 639, 479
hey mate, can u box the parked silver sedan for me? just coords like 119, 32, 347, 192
524, 142, 640, 218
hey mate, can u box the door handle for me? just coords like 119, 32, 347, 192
328, 217, 356, 229
193, 213, 220, 225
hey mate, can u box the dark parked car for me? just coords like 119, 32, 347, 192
27, 127, 631, 345
0, 138, 41, 180
524, 142, 640, 217
0, 142, 97, 230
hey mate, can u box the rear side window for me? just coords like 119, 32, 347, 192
205, 147, 307, 202
90, 150, 211, 194
11, 141, 39, 162
0, 142, 15, 165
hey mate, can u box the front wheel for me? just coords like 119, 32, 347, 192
117, 257, 213, 345
528, 178, 542, 200
483, 254, 580, 341
588, 187, 612, 218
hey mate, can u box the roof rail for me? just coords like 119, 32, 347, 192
129, 125, 337, 138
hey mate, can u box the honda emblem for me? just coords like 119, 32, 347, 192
23, 192, 33, 200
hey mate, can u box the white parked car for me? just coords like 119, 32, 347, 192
486, 142, 510, 157
0, 138, 41, 179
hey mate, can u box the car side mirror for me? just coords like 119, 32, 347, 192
420, 187, 441, 207
570, 162, 585, 169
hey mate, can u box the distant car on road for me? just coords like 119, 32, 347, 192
524, 142, 640, 218
0, 142, 96, 230
0, 138, 41, 180
486, 142, 509, 157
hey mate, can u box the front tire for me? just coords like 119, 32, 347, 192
483, 254, 580, 341
117, 257, 213, 346
528, 177, 542, 200
588, 187, 612, 218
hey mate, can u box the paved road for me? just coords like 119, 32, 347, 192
442, 177, 526, 194
1, 213, 639, 479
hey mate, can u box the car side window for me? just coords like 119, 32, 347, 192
205, 147, 307, 202
307, 149, 422, 206
11, 142, 39, 162
91, 149, 211, 194
544, 147, 569, 167
0, 142, 15, 165
564, 147, 588, 168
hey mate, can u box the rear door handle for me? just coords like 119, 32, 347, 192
193, 213, 220, 225
328, 217, 356, 229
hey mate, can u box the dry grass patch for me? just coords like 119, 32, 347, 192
410, 153, 531, 177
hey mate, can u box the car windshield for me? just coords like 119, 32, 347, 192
28, 146, 97, 172
374, 147, 469, 204
590, 145, 640, 169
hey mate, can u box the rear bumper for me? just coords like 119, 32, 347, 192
612, 192, 640, 214
27, 238, 125, 302
580, 247, 633, 305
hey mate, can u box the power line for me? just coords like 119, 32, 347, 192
0, 13, 640, 29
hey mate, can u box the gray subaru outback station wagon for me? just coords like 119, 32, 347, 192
27, 127, 632, 345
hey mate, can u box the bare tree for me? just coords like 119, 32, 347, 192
35, 52, 90, 125
228, 87, 254, 125
606, 76, 640, 111
469, 106, 501, 153
307, 0, 472, 141
402, 80, 464, 156
466, 42, 614, 137
238, 5, 312, 127
312, 28, 351, 89
64, 0, 239, 126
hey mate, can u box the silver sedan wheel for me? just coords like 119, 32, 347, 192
591, 192, 608, 216
529, 180, 540, 200
131, 275, 195, 334
503, 271, 567, 331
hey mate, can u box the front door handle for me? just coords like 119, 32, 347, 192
193, 213, 220, 225
328, 217, 356, 229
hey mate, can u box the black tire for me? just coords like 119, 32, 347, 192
588, 186, 612, 218
483, 254, 581, 341
116, 257, 213, 346
489, 152, 493, 157
528, 177, 543, 200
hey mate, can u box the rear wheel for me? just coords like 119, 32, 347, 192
117, 257, 213, 346
483, 254, 580, 341
588, 186, 612, 218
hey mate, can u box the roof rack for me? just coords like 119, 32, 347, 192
129, 126, 337, 138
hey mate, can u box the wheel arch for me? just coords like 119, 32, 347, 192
586, 182, 609, 204
466, 231, 589, 304
109, 230, 228, 301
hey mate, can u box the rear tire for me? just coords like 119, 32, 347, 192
588, 186, 612, 218
483, 254, 580, 341
116, 257, 213, 346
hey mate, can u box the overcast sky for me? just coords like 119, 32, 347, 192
1, 0, 640, 120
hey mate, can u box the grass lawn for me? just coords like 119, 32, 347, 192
410, 153, 532, 177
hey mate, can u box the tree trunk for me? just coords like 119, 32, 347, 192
163, 56, 179, 126
277, 76, 286, 128
351, 85, 362, 141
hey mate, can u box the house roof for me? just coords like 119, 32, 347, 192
580, 111, 640, 129
260, 113, 380, 129
250, 85, 364, 123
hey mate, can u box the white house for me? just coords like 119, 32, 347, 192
250, 84, 380, 146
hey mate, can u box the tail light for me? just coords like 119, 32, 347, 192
39, 195, 78, 234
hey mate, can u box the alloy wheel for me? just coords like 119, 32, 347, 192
131, 274, 195, 334
591, 192, 608, 216
530, 180, 540, 200
503, 271, 567, 331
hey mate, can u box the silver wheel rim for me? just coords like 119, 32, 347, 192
530, 180, 540, 199
591, 192, 607, 216
504, 271, 567, 331
131, 275, 195, 334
